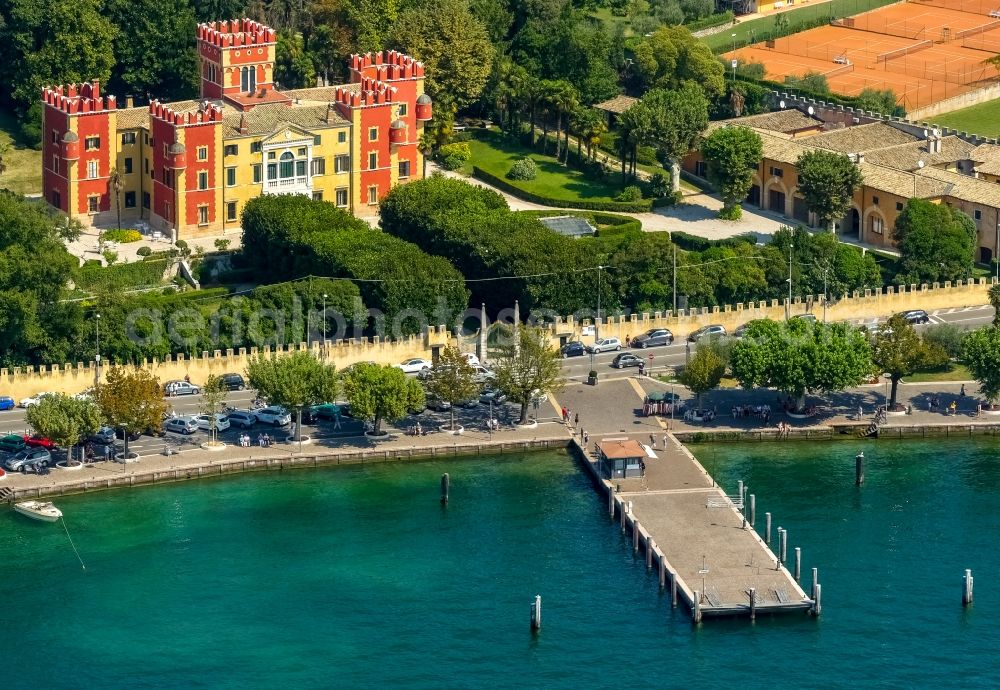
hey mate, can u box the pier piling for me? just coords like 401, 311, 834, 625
693, 590, 702, 623
670, 570, 678, 607
765, 512, 772, 545
737, 480, 744, 508
646, 539, 655, 569
856, 452, 865, 486
963, 569, 974, 606
812, 567, 818, 599
440, 473, 449, 504
749, 494, 756, 528
608, 489, 615, 518
620, 499, 627, 532
813, 584, 822, 615
633, 522, 639, 553
794, 547, 801, 581
658, 553, 666, 588
779, 528, 787, 566
530, 595, 542, 631
749, 587, 756, 620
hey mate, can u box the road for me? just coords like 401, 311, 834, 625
559, 304, 996, 382
1, 304, 993, 461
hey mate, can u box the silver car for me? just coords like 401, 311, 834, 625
164, 416, 199, 434
5, 447, 52, 472
164, 380, 201, 396
255, 406, 291, 426
631, 328, 674, 348
226, 410, 258, 429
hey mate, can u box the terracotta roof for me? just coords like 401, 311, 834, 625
806, 122, 919, 154
116, 106, 151, 130
720, 109, 822, 134
594, 95, 638, 114
281, 83, 361, 103
862, 136, 975, 172
748, 127, 813, 165
919, 166, 1000, 207
597, 438, 646, 460
970, 143, 1000, 163
856, 161, 950, 199
221, 102, 348, 137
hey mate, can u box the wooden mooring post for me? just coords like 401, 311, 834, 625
749, 494, 756, 528
440, 473, 450, 504
765, 512, 772, 545
963, 569, 974, 606
856, 452, 865, 486
812, 567, 819, 599
693, 590, 702, 623
749, 587, 757, 620
646, 538, 655, 569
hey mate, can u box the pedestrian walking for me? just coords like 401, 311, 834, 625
662, 434, 667, 449
561, 406, 567, 422
567, 409, 573, 426
574, 412, 579, 426
960, 384, 966, 396
583, 430, 589, 445
649, 433, 655, 448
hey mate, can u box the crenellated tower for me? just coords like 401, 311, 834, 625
42, 81, 118, 222
197, 19, 288, 110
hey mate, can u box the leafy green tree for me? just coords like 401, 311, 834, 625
796, 150, 864, 232
345, 0, 397, 51
191, 0, 248, 21
679, 343, 726, 407
893, 199, 975, 284
784, 71, 830, 94
470, 0, 514, 44
94, 367, 168, 436
988, 282, 1000, 326
700, 126, 763, 219
343, 362, 424, 435
308, 22, 353, 85
246, 351, 339, 442
492, 327, 563, 424
2, 0, 116, 113
26, 393, 102, 464
199, 374, 228, 444
871, 314, 948, 409
390, 0, 494, 110
854, 88, 899, 116
640, 83, 709, 192
423, 346, 480, 430
730, 319, 874, 412
632, 25, 724, 98
105, 0, 200, 102
922, 323, 967, 360
963, 326, 1000, 406
275, 31, 316, 88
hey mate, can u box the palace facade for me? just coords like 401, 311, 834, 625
42, 19, 432, 239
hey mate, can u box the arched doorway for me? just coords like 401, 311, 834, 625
840, 208, 860, 238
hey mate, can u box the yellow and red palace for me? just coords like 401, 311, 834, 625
42, 19, 432, 239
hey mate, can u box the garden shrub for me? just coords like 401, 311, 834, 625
615, 185, 643, 202
718, 205, 743, 221
507, 157, 538, 181
437, 142, 472, 171
136, 246, 152, 257
101, 228, 142, 243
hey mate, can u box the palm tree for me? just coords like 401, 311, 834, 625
989, 283, 1000, 326
617, 104, 649, 181
109, 166, 123, 231
0, 142, 9, 180
524, 76, 544, 146
555, 84, 580, 164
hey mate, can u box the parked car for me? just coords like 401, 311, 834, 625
90, 426, 116, 445
195, 414, 231, 432
631, 328, 673, 348
255, 406, 291, 426
24, 434, 57, 450
164, 416, 199, 435
687, 325, 727, 343
164, 380, 201, 396
471, 365, 495, 384
73, 388, 95, 401
0, 396, 16, 411
20, 392, 56, 408
306, 403, 341, 422
479, 389, 508, 405
461, 353, 481, 367
898, 309, 930, 325
560, 341, 586, 358
220, 373, 247, 391
226, 410, 258, 429
396, 358, 433, 374
792, 314, 817, 323
612, 353, 643, 369
587, 337, 622, 354
5, 447, 52, 472
0, 434, 27, 454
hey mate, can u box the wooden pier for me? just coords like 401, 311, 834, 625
576, 433, 816, 622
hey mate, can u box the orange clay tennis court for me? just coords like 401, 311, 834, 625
724, 0, 1000, 111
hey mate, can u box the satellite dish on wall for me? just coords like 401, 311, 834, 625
807, 106, 815, 115
917, 160, 925, 169
779, 100, 786, 109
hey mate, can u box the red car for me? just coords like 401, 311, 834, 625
24, 434, 57, 450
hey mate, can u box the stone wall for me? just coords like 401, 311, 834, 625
1, 279, 993, 400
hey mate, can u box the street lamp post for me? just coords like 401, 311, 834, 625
823, 266, 829, 324
786, 243, 793, 320
322, 293, 328, 356
995, 223, 999, 281
95, 313, 102, 388
489, 399, 494, 440
596, 265, 603, 341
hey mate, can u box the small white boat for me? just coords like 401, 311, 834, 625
14, 500, 63, 522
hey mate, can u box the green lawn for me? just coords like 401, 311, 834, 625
930, 99, 1000, 138
903, 363, 973, 383
0, 109, 41, 196
464, 129, 633, 204
702, 0, 899, 52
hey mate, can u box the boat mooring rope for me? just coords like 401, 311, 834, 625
61, 517, 86, 570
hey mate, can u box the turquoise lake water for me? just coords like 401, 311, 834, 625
2, 440, 998, 688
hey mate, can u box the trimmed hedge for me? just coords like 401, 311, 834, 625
516, 209, 643, 235
670, 231, 757, 252
686, 11, 734, 32
472, 166, 654, 212
76, 258, 171, 292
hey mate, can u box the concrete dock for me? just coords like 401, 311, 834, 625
577, 434, 814, 620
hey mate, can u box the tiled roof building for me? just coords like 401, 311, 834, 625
686, 107, 1000, 264
41, 19, 433, 239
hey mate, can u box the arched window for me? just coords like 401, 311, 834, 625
241, 66, 249, 93
279, 151, 294, 178
249, 65, 257, 94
